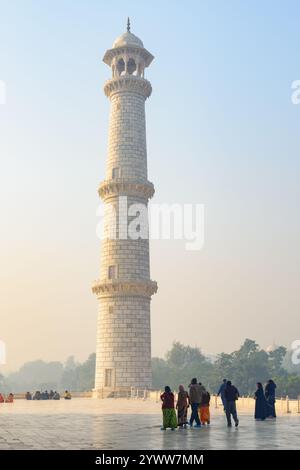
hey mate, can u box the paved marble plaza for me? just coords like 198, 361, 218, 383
0, 398, 299, 450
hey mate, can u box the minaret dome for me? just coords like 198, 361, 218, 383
103, 23, 154, 79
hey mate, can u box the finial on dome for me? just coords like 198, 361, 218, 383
127, 17, 131, 33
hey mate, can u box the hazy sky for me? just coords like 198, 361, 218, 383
1, 0, 299, 372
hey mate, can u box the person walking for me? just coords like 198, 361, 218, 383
217, 379, 227, 411
224, 381, 239, 427
265, 379, 277, 418
188, 378, 202, 428
176, 385, 189, 428
199, 386, 211, 425
160, 386, 177, 430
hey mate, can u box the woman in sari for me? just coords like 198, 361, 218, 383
176, 385, 189, 428
254, 383, 268, 420
160, 386, 177, 430
265, 379, 276, 418
199, 385, 211, 425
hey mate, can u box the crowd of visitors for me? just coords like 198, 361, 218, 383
25, 390, 72, 400
160, 378, 277, 430
0, 390, 72, 402
0, 379, 278, 428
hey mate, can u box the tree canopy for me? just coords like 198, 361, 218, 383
152, 339, 300, 398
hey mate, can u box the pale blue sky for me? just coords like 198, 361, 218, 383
0, 0, 299, 370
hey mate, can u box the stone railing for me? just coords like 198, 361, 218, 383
92, 279, 158, 299
98, 178, 155, 201
104, 76, 152, 99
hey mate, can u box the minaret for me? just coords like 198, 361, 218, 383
92, 21, 157, 397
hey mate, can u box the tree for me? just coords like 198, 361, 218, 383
76, 353, 96, 391
268, 347, 287, 376
151, 358, 173, 390
152, 342, 214, 390
64, 356, 78, 371
166, 342, 207, 369
6, 360, 63, 392
274, 373, 300, 397
59, 354, 96, 391
60, 356, 79, 390
213, 353, 234, 384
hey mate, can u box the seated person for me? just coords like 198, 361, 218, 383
0, 393, 4, 403
33, 391, 41, 400
6, 393, 14, 403
53, 391, 60, 400
64, 390, 72, 400
25, 392, 32, 400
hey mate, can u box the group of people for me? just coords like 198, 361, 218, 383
26, 390, 72, 400
160, 379, 211, 430
0, 393, 14, 403
160, 378, 277, 430
254, 380, 277, 420
217, 378, 277, 423
0, 390, 72, 402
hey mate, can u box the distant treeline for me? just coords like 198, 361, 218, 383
0, 354, 96, 394
1, 339, 300, 398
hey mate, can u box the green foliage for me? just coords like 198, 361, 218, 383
60, 354, 96, 391
273, 373, 300, 397
152, 339, 300, 398
211, 340, 271, 394
60, 356, 80, 391
268, 347, 287, 375
152, 341, 214, 391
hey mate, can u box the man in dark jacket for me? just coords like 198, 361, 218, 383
224, 381, 239, 427
188, 378, 203, 427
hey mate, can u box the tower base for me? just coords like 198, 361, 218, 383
92, 387, 150, 399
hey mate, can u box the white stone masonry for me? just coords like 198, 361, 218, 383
92, 27, 157, 396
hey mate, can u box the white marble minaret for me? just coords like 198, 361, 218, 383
92, 20, 157, 397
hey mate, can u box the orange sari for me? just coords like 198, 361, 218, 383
199, 406, 210, 424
